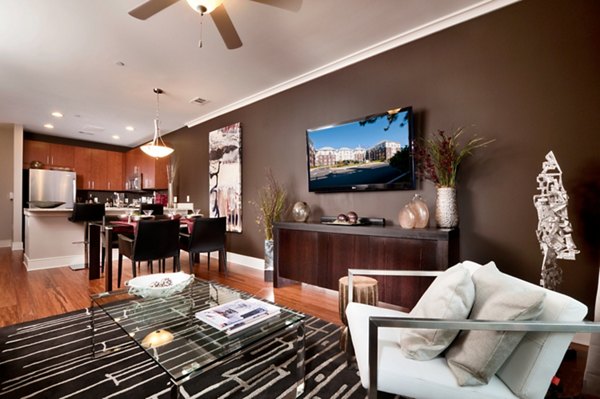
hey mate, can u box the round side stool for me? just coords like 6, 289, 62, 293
338, 275, 378, 356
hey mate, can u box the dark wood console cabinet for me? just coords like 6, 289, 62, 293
273, 222, 459, 309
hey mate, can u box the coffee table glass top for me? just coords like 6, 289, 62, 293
91, 278, 304, 382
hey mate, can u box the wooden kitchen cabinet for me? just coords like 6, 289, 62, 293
73, 147, 91, 189
73, 147, 123, 190
106, 151, 124, 191
23, 140, 74, 169
90, 149, 107, 190
125, 147, 169, 190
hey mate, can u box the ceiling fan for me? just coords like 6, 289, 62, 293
128, 0, 302, 49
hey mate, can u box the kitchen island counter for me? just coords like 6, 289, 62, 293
23, 207, 129, 271
24, 208, 84, 270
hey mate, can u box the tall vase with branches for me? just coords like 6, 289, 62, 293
251, 170, 287, 281
166, 157, 177, 209
415, 128, 494, 228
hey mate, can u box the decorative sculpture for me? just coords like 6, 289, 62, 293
533, 151, 579, 290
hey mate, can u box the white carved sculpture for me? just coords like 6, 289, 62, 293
533, 151, 579, 290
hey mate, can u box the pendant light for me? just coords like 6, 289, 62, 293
141, 88, 174, 158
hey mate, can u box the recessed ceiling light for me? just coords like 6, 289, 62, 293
51, 111, 63, 118
125, 126, 134, 131
44, 123, 54, 129
112, 135, 120, 140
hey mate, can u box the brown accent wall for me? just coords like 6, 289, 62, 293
167, 0, 600, 310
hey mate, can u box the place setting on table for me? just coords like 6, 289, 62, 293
109, 208, 204, 234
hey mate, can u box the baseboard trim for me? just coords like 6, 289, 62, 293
12, 241, 23, 251
24, 253, 85, 271
0, 239, 12, 248
206, 251, 265, 271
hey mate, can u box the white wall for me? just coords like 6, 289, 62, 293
0, 124, 15, 247
12, 125, 23, 250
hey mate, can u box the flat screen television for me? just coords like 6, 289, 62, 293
306, 106, 415, 193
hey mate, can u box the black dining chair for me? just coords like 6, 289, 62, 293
180, 217, 227, 275
101, 215, 135, 272
117, 218, 181, 287
68, 203, 105, 270
140, 203, 164, 215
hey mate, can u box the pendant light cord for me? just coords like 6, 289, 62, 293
153, 88, 167, 146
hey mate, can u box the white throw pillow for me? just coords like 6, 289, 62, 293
399, 262, 476, 360
445, 263, 546, 386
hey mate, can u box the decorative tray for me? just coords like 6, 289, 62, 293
126, 272, 193, 298
321, 220, 367, 226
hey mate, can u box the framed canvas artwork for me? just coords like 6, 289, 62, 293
209, 122, 242, 233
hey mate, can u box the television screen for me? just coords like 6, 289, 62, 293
306, 106, 415, 193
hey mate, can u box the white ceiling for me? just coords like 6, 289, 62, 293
0, 0, 517, 147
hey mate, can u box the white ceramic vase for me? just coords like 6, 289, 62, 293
435, 187, 458, 228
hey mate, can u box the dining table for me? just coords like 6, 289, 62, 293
89, 215, 199, 292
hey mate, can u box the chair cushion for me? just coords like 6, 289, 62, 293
496, 274, 587, 398
445, 263, 546, 386
399, 262, 476, 360
346, 302, 517, 399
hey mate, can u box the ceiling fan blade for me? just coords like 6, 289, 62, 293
250, 0, 302, 12
128, 0, 180, 20
210, 4, 242, 49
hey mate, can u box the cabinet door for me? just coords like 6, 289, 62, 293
23, 140, 50, 167
106, 151, 124, 191
277, 229, 321, 285
326, 233, 370, 290
153, 156, 169, 189
49, 143, 74, 168
369, 237, 438, 309
73, 147, 92, 189
90, 149, 107, 190
139, 151, 154, 189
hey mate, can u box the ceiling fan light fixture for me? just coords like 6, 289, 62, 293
186, 0, 223, 14
141, 88, 174, 159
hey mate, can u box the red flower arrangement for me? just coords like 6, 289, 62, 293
415, 128, 494, 188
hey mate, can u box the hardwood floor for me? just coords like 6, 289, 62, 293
0, 248, 341, 328
0, 247, 593, 398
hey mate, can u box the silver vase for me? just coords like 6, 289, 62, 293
263, 239, 275, 282
264, 239, 274, 272
167, 182, 174, 209
435, 187, 458, 228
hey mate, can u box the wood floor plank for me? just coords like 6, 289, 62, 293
0, 249, 341, 327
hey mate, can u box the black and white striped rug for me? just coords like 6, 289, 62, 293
0, 309, 384, 398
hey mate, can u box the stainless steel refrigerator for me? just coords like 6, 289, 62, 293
28, 169, 76, 209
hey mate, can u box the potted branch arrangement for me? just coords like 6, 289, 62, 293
415, 128, 494, 228
166, 157, 177, 209
251, 170, 288, 281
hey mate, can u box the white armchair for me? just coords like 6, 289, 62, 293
346, 262, 600, 399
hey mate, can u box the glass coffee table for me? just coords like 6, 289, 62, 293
90, 277, 305, 398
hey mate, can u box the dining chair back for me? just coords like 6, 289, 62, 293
117, 218, 181, 287
68, 203, 105, 223
140, 203, 164, 215
180, 217, 227, 274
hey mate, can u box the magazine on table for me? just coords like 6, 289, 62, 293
195, 298, 280, 334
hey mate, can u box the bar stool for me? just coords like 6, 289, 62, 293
338, 275, 378, 356
68, 203, 105, 270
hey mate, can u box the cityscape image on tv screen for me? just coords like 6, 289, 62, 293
306, 107, 414, 192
